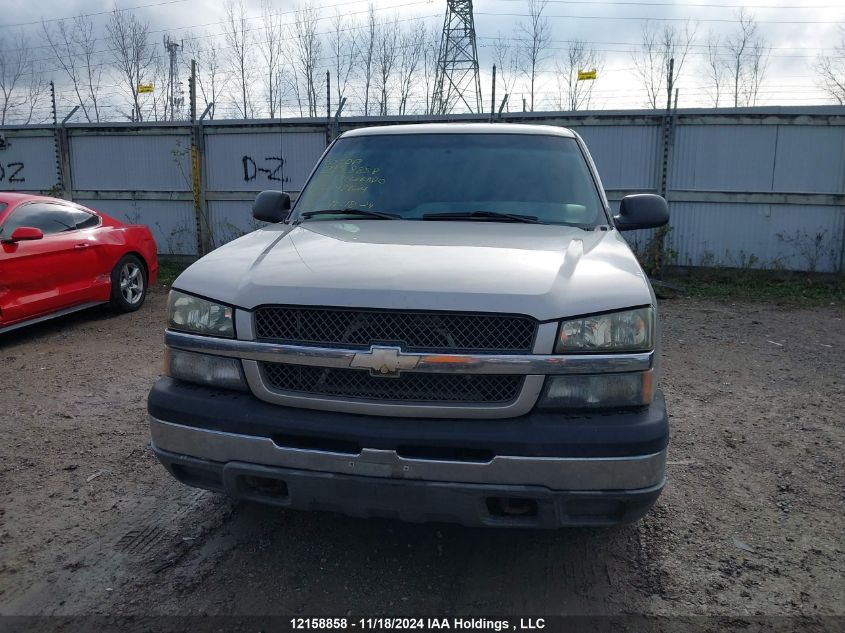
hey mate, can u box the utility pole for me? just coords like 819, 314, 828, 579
431, 0, 482, 115
326, 71, 331, 147
164, 36, 184, 121
50, 81, 64, 197
49, 81, 57, 126
665, 57, 674, 113
651, 56, 676, 279
490, 64, 496, 122
189, 59, 211, 256
189, 59, 197, 123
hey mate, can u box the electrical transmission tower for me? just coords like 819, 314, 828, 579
431, 0, 482, 115
164, 36, 184, 120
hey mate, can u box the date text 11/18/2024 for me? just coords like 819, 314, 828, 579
290, 618, 547, 630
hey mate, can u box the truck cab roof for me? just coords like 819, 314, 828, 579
341, 122, 577, 138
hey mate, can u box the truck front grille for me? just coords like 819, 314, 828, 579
254, 306, 536, 354
260, 362, 524, 404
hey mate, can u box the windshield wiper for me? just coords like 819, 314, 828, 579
298, 208, 402, 222
422, 210, 541, 224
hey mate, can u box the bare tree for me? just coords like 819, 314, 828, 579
397, 24, 425, 115
148, 52, 171, 121
632, 19, 697, 109
258, 0, 284, 118
745, 39, 769, 106
292, 1, 322, 117
420, 24, 439, 114
222, 0, 255, 119
725, 8, 769, 107
361, 4, 378, 115
704, 31, 726, 107
328, 9, 357, 111
22, 62, 47, 124
106, 8, 155, 122
0, 31, 29, 124
283, 36, 306, 117
42, 15, 103, 122
554, 40, 602, 111
374, 15, 400, 115
816, 26, 845, 104
491, 32, 518, 111
515, 0, 551, 111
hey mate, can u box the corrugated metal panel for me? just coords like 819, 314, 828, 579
207, 200, 265, 248
70, 134, 192, 191
204, 132, 326, 192
0, 135, 59, 191
772, 126, 845, 194
672, 125, 778, 191
763, 205, 844, 272
78, 199, 197, 256
0, 112, 833, 271
666, 202, 844, 272
573, 125, 660, 190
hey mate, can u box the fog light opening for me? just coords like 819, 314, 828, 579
170, 463, 223, 490
486, 496, 538, 518
242, 475, 289, 498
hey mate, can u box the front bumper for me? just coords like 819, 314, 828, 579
148, 378, 668, 528
153, 443, 664, 528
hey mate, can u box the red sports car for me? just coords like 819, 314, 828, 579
0, 193, 158, 334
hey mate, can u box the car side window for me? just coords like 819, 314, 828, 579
70, 209, 100, 230
0, 203, 79, 237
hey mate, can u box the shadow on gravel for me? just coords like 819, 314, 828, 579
118, 494, 659, 617
0, 306, 117, 348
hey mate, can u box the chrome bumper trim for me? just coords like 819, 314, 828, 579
149, 417, 667, 491
165, 330, 653, 376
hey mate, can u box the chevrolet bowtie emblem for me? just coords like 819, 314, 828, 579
350, 345, 420, 377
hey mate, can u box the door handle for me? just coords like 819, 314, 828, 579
74, 243, 89, 248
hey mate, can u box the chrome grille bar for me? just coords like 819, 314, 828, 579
166, 330, 653, 375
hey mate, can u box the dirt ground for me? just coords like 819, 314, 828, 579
0, 288, 843, 624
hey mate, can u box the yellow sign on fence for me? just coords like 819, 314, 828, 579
577, 70, 597, 81
138, 83, 154, 93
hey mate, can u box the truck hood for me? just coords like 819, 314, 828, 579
175, 221, 652, 321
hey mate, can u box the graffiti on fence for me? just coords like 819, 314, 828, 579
0, 162, 25, 183
242, 156, 289, 184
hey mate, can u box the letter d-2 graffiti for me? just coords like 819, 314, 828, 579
242, 156, 289, 184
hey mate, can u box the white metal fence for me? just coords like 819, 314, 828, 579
1, 106, 843, 272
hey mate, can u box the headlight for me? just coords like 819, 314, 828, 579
164, 348, 247, 391
555, 307, 653, 353
539, 371, 653, 410
168, 290, 234, 338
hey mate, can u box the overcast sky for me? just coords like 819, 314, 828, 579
1, 0, 843, 121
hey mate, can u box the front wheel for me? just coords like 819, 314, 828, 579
109, 254, 147, 313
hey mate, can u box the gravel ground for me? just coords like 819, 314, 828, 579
0, 289, 842, 624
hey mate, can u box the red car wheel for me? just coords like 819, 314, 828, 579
109, 254, 147, 312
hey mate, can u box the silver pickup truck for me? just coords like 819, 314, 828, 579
148, 123, 670, 528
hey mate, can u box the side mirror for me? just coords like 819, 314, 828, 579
2, 226, 44, 243
613, 194, 669, 231
252, 190, 291, 223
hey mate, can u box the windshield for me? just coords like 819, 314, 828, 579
294, 133, 606, 227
